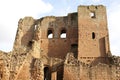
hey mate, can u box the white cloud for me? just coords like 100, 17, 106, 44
92, 0, 100, 3
0, 0, 53, 52
0, 0, 53, 18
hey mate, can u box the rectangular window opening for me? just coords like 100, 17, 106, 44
90, 12, 96, 18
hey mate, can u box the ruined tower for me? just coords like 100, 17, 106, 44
78, 5, 111, 64
0, 5, 120, 80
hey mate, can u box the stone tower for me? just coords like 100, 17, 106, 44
78, 5, 111, 64
0, 5, 120, 80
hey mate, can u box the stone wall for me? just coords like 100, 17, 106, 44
13, 17, 35, 51
35, 15, 78, 59
63, 53, 80, 80
78, 5, 110, 64
0, 5, 120, 80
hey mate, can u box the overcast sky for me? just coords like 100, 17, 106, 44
0, 0, 120, 56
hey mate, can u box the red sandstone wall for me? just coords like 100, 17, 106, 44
16, 62, 30, 80
63, 65, 80, 80
78, 5, 110, 64
38, 15, 78, 59
13, 17, 35, 50
80, 63, 117, 80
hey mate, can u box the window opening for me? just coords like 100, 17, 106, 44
34, 25, 37, 31
60, 29, 66, 38
71, 44, 78, 58
90, 12, 96, 18
92, 32, 95, 39
95, 6, 98, 9
47, 29, 53, 38
28, 41, 33, 46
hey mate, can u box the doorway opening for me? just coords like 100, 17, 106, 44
44, 67, 51, 80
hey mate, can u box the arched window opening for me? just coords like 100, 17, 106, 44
60, 29, 66, 38
92, 32, 95, 39
47, 29, 53, 38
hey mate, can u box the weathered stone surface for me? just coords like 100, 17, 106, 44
0, 5, 120, 80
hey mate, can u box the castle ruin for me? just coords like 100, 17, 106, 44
0, 5, 120, 80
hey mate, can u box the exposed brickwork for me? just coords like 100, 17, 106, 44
0, 5, 120, 80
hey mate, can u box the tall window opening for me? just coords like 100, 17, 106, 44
90, 12, 96, 18
60, 29, 66, 38
34, 25, 37, 31
47, 29, 53, 38
92, 32, 95, 39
